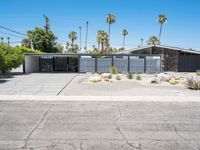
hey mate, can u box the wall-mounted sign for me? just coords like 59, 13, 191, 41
41, 56, 53, 59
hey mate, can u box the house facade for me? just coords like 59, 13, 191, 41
118, 45, 200, 72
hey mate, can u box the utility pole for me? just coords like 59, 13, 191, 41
43, 15, 50, 33
85, 21, 89, 52
79, 26, 82, 52
7, 37, 10, 45
141, 38, 144, 47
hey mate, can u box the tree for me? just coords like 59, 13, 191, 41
106, 13, 116, 36
85, 21, 89, 52
0, 43, 41, 74
157, 14, 167, 41
0, 37, 3, 43
67, 31, 79, 53
96, 30, 109, 54
147, 36, 160, 45
21, 27, 59, 53
122, 29, 128, 49
68, 31, 77, 49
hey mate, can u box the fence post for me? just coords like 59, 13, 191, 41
112, 55, 114, 66
144, 56, 147, 73
128, 55, 130, 73
95, 57, 97, 72
78, 55, 81, 73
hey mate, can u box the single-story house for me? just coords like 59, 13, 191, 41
118, 45, 200, 72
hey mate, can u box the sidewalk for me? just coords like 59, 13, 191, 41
0, 95, 200, 102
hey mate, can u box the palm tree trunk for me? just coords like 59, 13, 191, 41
79, 27, 82, 52
123, 35, 125, 49
159, 23, 163, 42
108, 24, 111, 36
85, 21, 89, 51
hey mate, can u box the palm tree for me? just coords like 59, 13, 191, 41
7, 37, 10, 45
85, 21, 89, 51
0, 37, 3, 43
157, 14, 167, 41
68, 31, 77, 49
140, 38, 144, 47
96, 30, 109, 54
122, 29, 128, 49
147, 36, 160, 45
106, 13, 116, 36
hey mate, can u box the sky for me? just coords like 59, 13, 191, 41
0, 0, 200, 51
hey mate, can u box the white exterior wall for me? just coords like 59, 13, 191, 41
25, 56, 39, 73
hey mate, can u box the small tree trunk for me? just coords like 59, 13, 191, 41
123, 35, 125, 49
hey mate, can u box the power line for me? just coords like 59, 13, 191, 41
0, 26, 26, 36
0, 31, 24, 39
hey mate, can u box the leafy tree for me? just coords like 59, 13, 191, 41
21, 27, 60, 53
147, 36, 160, 45
157, 14, 167, 41
96, 30, 109, 54
122, 29, 128, 49
106, 13, 116, 36
0, 43, 41, 74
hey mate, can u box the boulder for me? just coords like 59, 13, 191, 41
101, 73, 112, 79
157, 73, 170, 82
89, 76, 102, 83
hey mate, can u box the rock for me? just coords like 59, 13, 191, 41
149, 77, 161, 84
169, 79, 179, 85
89, 76, 102, 83
157, 73, 170, 82
101, 73, 112, 79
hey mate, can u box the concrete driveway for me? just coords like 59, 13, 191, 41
0, 100, 200, 150
0, 73, 76, 95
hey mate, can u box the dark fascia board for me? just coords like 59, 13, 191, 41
118, 44, 200, 55
25, 53, 161, 57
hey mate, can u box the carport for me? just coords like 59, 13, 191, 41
24, 53, 161, 74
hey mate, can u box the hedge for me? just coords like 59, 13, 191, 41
0, 43, 42, 74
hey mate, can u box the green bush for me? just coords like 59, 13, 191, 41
126, 72, 133, 79
110, 66, 118, 74
135, 74, 142, 80
196, 70, 200, 76
116, 75, 121, 80
185, 77, 200, 90
0, 44, 41, 74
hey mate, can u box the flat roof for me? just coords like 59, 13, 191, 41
118, 45, 200, 55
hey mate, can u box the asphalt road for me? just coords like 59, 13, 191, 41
0, 101, 200, 150
0, 73, 76, 95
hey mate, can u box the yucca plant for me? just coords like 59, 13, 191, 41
126, 73, 133, 79
185, 77, 200, 90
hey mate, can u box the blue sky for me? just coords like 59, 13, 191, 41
1, 0, 200, 50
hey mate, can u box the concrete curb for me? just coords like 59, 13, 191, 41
0, 95, 200, 102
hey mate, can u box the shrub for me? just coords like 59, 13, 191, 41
0, 43, 41, 74
185, 77, 200, 90
135, 74, 142, 80
126, 72, 133, 79
196, 70, 200, 76
109, 66, 118, 74
116, 75, 121, 80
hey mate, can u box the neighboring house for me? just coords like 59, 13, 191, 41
118, 45, 200, 72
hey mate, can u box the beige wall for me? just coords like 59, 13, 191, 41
25, 56, 39, 73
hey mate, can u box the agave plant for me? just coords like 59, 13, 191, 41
185, 77, 200, 90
